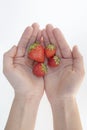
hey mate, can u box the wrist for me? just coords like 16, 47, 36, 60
50, 96, 82, 130
14, 93, 41, 105
50, 96, 76, 108
5, 92, 41, 130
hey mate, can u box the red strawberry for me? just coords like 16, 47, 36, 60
45, 44, 56, 58
28, 42, 44, 62
33, 63, 47, 77
48, 56, 60, 67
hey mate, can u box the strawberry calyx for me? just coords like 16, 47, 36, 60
46, 44, 56, 50
33, 63, 47, 77
41, 63, 48, 73
53, 56, 60, 65
48, 55, 61, 67
28, 42, 40, 52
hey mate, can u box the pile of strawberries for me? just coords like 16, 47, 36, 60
28, 38, 60, 77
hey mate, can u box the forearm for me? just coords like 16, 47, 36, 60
51, 97, 82, 130
5, 94, 40, 130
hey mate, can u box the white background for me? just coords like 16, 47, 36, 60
0, 0, 87, 129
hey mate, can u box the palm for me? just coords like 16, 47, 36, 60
42, 25, 84, 102
45, 58, 81, 99
14, 55, 44, 95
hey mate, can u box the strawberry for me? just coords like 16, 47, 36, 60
48, 56, 60, 67
28, 42, 44, 62
45, 44, 56, 58
33, 63, 47, 77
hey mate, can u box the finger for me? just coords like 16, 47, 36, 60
16, 26, 33, 57
72, 45, 85, 74
46, 24, 62, 57
53, 28, 72, 58
28, 23, 39, 45
25, 23, 40, 65
36, 30, 44, 46
36, 30, 42, 42
26, 23, 40, 55
42, 29, 50, 46
46, 24, 56, 44
37, 30, 45, 47
3, 46, 17, 70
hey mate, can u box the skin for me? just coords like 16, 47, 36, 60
3, 23, 85, 130
3, 23, 44, 130
42, 24, 85, 101
42, 24, 85, 130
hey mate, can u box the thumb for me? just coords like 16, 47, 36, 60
3, 45, 17, 69
72, 45, 84, 73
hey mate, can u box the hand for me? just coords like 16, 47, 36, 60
3, 23, 44, 101
42, 24, 85, 103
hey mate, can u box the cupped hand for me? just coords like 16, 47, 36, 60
42, 24, 85, 103
3, 23, 44, 100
